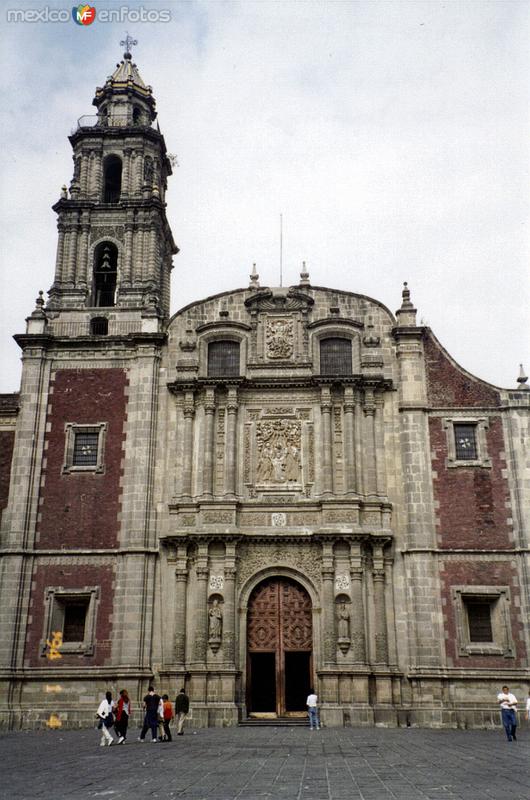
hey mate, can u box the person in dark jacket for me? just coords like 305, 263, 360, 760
139, 686, 161, 742
175, 688, 189, 736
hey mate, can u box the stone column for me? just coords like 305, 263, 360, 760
350, 541, 366, 662
202, 388, 216, 498
354, 390, 364, 494
182, 392, 195, 498
174, 544, 188, 664
192, 544, 209, 664
320, 386, 333, 496
80, 152, 89, 197
123, 220, 134, 287
54, 222, 66, 283
223, 543, 237, 664
66, 221, 78, 284
343, 387, 356, 495
224, 388, 238, 498
78, 217, 90, 288
148, 225, 158, 284
321, 542, 336, 664
374, 393, 387, 495
122, 148, 132, 196
372, 543, 388, 664
362, 388, 377, 495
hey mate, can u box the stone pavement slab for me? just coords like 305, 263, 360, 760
1, 726, 529, 800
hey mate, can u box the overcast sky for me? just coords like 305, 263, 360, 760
0, 0, 528, 393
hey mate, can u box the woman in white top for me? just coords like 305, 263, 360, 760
96, 691, 116, 747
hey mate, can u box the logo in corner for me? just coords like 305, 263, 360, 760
72, 5, 96, 25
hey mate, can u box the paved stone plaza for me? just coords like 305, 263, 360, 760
3, 725, 529, 800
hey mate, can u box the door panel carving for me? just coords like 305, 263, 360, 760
247, 578, 313, 715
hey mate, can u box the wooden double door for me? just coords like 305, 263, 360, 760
247, 577, 312, 716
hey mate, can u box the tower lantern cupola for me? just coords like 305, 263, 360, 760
47, 42, 178, 329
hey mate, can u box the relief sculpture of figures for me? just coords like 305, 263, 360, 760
208, 598, 223, 652
256, 420, 301, 485
266, 319, 294, 359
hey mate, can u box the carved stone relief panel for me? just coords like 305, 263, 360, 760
256, 419, 301, 485
237, 542, 322, 588
265, 318, 294, 360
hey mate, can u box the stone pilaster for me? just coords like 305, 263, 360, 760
374, 393, 386, 496
202, 388, 215, 498
54, 222, 66, 283
192, 545, 209, 664
343, 387, 356, 495
79, 216, 90, 288
122, 218, 133, 286
223, 544, 237, 664
372, 544, 388, 664
182, 392, 195, 499
174, 544, 188, 664
321, 542, 336, 664
224, 388, 238, 498
362, 389, 377, 495
320, 386, 333, 496
122, 148, 132, 196
350, 541, 366, 662
80, 151, 89, 196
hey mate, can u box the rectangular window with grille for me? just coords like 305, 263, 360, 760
72, 432, 99, 466
466, 601, 493, 642
62, 600, 89, 643
319, 337, 352, 376
454, 424, 478, 460
207, 340, 240, 377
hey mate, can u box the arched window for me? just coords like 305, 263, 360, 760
319, 337, 352, 376
132, 106, 142, 125
207, 340, 240, 377
92, 243, 118, 308
102, 155, 122, 203
90, 317, 108, 335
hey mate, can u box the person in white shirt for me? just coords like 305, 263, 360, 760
497, 685, 518, 742
96, 691, 116, 747
525, 690, 530, 722
306, 689, 320, 730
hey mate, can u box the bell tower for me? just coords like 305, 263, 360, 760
48, 37, 178, 331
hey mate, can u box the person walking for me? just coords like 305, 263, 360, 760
161, 694, 174, 742
306, 688, 320, 730
96, 691, 116, 747
175, 687, 190, 736
115, 689, 132, 744
497, 685, 518, 741
139, 685, 161, 742
526, 690, 530, 723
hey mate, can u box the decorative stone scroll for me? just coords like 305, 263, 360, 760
266, 318, 294, 359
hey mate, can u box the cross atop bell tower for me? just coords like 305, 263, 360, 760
47, 43, 178, 333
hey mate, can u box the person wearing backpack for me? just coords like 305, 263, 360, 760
96, 691, 116, 747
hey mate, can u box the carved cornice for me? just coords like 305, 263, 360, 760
196, 321, 252, 333
245, 288, 315, 313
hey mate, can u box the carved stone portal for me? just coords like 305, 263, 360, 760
255, 419, 301, 485
266, 318, 294, 359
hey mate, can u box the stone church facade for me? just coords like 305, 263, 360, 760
0, 52, 529, 730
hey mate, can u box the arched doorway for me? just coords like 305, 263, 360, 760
247, 577, 312, 717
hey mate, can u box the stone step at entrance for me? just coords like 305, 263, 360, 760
239, 717, 309, 727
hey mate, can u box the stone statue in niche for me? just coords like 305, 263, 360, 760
255, 419, 301, 484
337, 602, 351, 654
208, 598, 223, 652
266, 318, 294, 359
143, 156, 154, 185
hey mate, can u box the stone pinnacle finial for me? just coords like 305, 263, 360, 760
61, 185, 68, 199
395, 280, 417, 327
299, 261, 310, 288
35, 290, 45, 310
517, 363, 529, 389
249, 263, 260, 289
120, 32, 138, 60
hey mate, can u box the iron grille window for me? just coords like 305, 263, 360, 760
72, 432, 99, 467
62, 600, 89, 643
320, 337, 352, 376
454, 424, 478, 460
466, 601, 493, 642
207, 341, 240, 377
